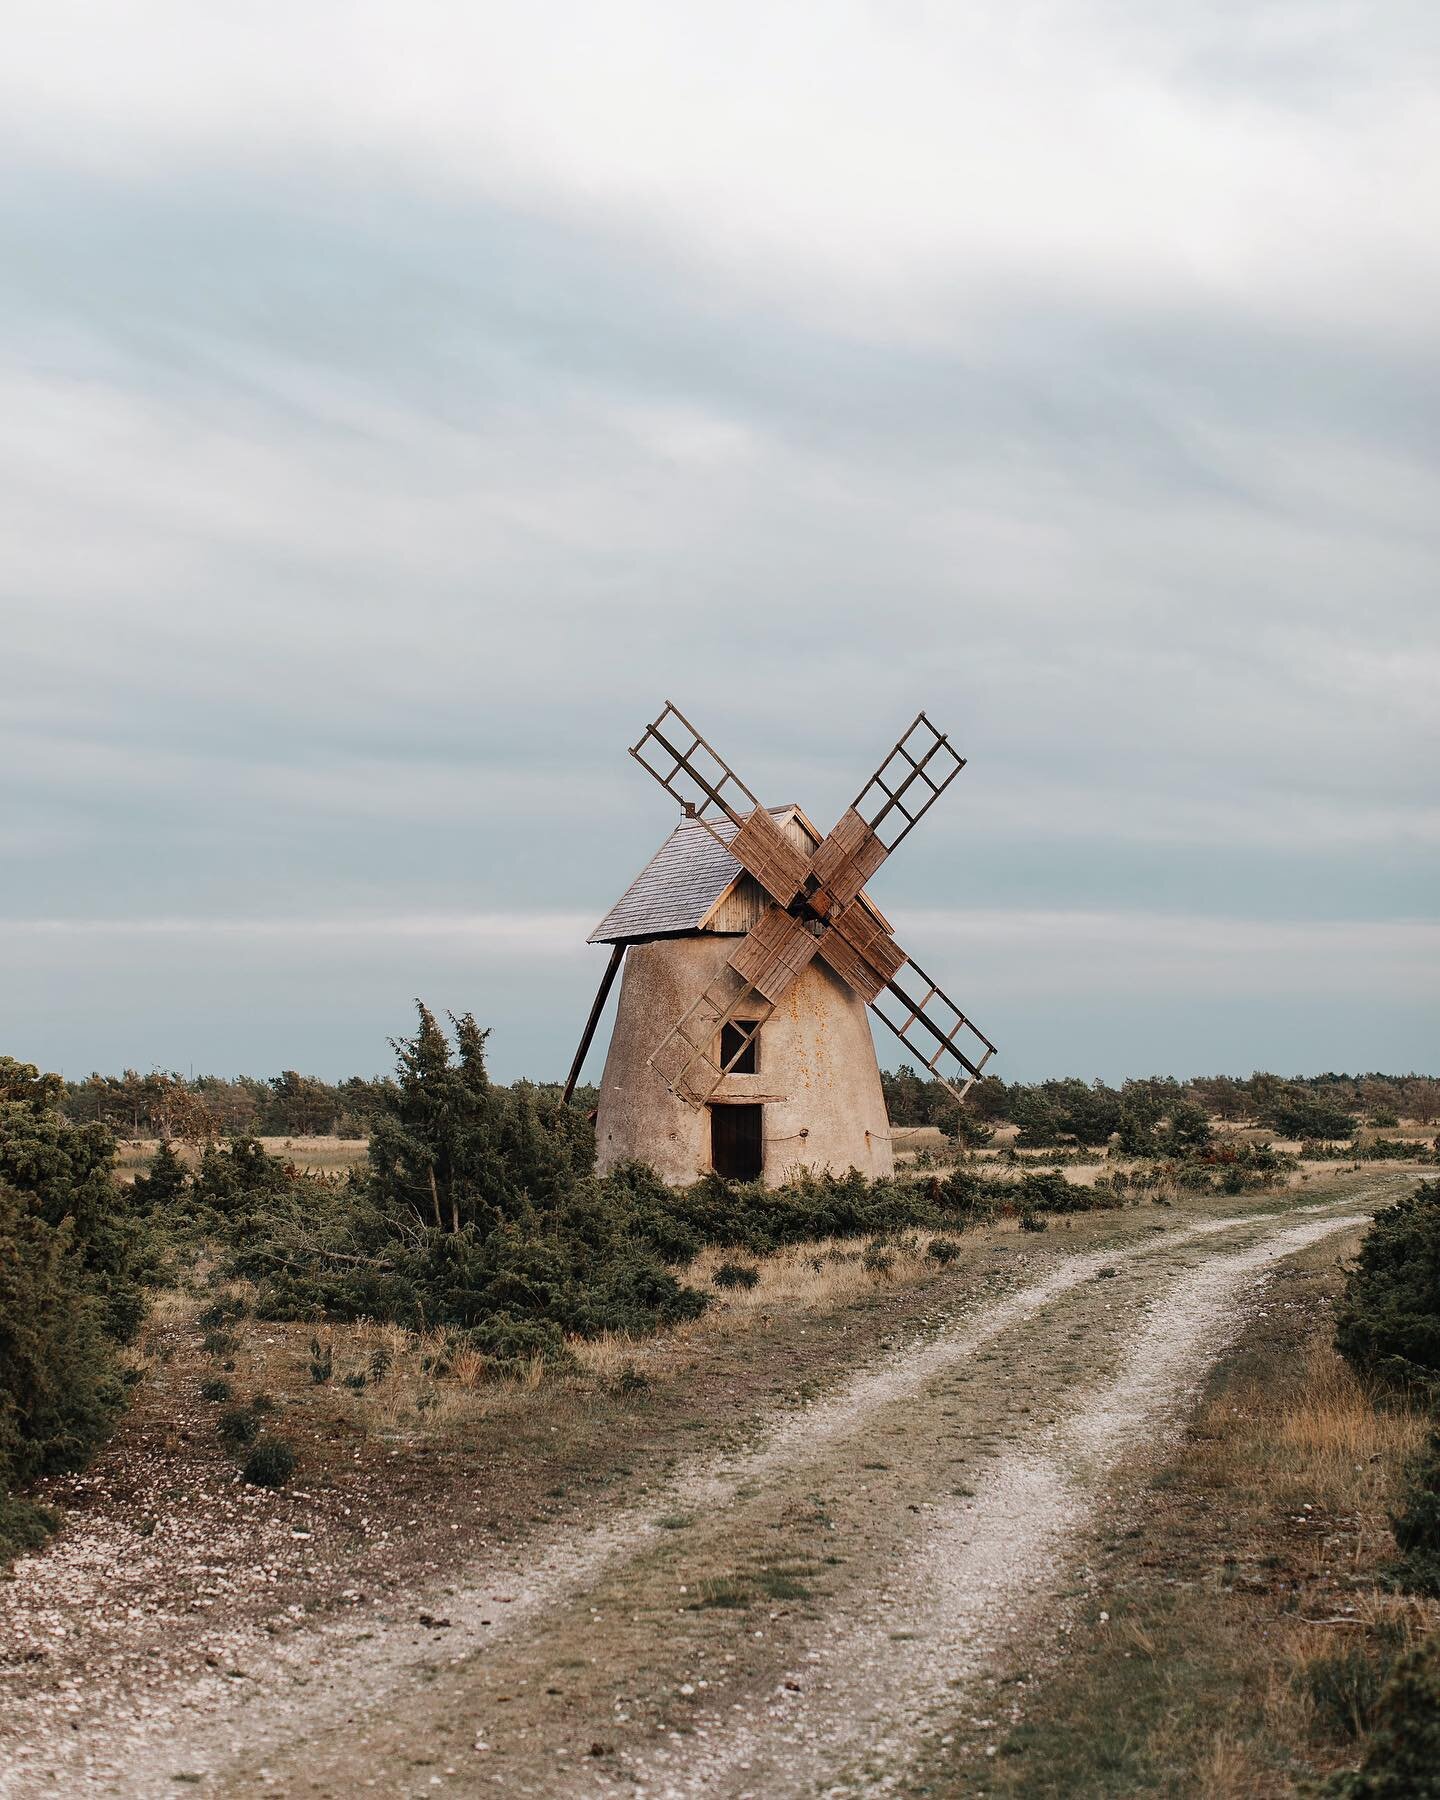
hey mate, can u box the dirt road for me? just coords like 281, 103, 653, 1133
0, 1178, 1400, 1798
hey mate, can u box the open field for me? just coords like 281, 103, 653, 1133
113, 1136, 370, 1181
2, 1166, 1429, 1797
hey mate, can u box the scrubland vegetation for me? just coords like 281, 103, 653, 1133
4, 1006, 1437, 1569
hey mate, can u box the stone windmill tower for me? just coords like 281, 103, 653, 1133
563, 703, 996, 1187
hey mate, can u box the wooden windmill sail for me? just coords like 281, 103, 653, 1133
631, 702, 995, 1107
564, 702, 995, 1114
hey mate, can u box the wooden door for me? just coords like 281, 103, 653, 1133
710, 1103, 763, 1182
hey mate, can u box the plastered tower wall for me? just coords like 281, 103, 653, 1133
594, 935, 894, 1186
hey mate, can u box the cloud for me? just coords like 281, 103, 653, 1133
0, 2, 1435, 1078
3, 3, 1435, 342
890, 908, 1440, 998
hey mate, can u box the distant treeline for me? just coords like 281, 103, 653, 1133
56, 1068, 596, 1141
55, 1064, 1439, 1148
879, 1068, 1440, 1146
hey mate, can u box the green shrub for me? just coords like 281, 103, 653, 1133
712, 1261, 760, 1290
196, 1294, 249, 1329
201, 1329, 238, 1357
191, 1137, 301, 1215
1335, 1180, 1440, 1392
243, 1439, 296, 1488
926, 1237, 962, 1264
1, 1061, 147, 1561
0, 1059, 151, 1341
217, 1407, 259, 1449
1327, 1634, 1440, 1797
1266, 1091, 1357, 1141
198, 1377, 232, 1403
1019, 1210, 1049, 1232
0, 1180, 126, 1560
1388, 1427, 1440, 1597
130, 1140, 189, 1213
1018, 1171, 1100, 1214
0, 1488, 57, 1559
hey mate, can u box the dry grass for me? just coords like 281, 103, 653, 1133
1268, 1342, 1428, 1508
567, 1229, 982, 1377
677, 1229, 1011, 1323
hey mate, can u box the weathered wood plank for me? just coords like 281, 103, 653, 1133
728, 807, 811, 908
728, 907, 820, 1002
808, 807, 888, 912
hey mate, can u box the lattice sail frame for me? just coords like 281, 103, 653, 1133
630, 701, 995, 1108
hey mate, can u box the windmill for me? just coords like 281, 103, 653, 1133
565, 702, 996, 1185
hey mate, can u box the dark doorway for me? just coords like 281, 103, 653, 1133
720, 1018, 760, 1074
711, 1103, 763, 1181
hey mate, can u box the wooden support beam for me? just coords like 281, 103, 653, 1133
561, 943, 625, 1105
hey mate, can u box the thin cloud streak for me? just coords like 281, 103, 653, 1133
3, 913, 595, 952
6, 908, 1434, 998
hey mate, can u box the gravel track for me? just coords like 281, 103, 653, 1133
623, 1210, 1369, 1799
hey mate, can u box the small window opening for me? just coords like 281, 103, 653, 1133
720, 1019, 760, 1075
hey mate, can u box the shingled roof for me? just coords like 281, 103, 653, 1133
589, 809, 802, 945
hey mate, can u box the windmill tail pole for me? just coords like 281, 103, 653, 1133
561, 944, 625, 1106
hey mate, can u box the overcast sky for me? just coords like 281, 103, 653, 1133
3, 1, 1437, 1085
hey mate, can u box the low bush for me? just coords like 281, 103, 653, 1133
217, 1407, 259, 1449
242, 1439, 296, 1488
1388, 1427, 1440, 1597
925, 1237, 962, 1265
1335, 1180, 1440, 1393
1015, 1170, 1104, 1214
129, 1140, 190, 1212
712, 1261, 760, 1290
198, 1377, 232, 1403
196, 1294, 249, 1328
1, 1061, 148, 1561
1327, 1634, 1440, 1797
